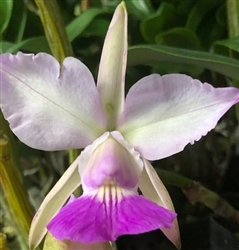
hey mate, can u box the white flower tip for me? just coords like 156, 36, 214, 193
119, 1, 126, 9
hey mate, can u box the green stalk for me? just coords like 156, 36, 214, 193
34, 0, 73, 64
0, 113, 20, 175
157, 169, 239, 224
0, 115, 36, 249
226, 0, 239, 39
68, 148, 80, 164
0, 232, 9, 250
226, 0, 239, 121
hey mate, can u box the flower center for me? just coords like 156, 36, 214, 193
96, 181, 136, 204
80, 133, 143, 190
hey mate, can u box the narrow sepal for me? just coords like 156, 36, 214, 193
29, 157, 80, 250
140, 160, 181, 249
97, 2, 128, 129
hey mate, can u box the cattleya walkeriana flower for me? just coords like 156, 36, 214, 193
1, 2, 239, 250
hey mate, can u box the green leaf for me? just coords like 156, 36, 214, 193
214, 37, 239, 54
2, 9, 105, 54
128, 45, 239, 81
151, 63, 203, 78
66, 8, 104, 42
177, 0, 195, 17
82, 19, 109, 37
4, 0, 27, 42
0, 41, 14, 53
0, 0, 13, 34
140, 2, 176, 43
125, 0, 154, 19
155, 27, 201, 50
1, 36, 51, 54
215, 5, 226, 26
186, 0, 220, 31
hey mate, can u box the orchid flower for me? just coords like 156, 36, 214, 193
1, 2, 239, 250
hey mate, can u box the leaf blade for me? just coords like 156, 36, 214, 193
128, 45, 239, 80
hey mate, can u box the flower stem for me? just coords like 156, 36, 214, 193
68, 148, 80, 164
226, 0, 239, 121
226, 0, 239, 39
0, 233, 10, 250
0, 114, 36, 249
35, 0, 73, 64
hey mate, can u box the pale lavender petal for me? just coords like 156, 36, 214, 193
97, 2, 127, 129
47, 190, 176, 243
0, 52, 106, 150
118, 74, 239, 160
79, 131, 143, 190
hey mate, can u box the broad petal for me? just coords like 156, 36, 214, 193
47, 187, 176, 243
97, 2, 127, 129
140, 160, 181, 249
79, 131, 143, 190
118, 74, 239, 160
0, 52, 106, 150
29, 157, 80, 250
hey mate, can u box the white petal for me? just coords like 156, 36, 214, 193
0, 52, 106, 150
118, 74, 239, 160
